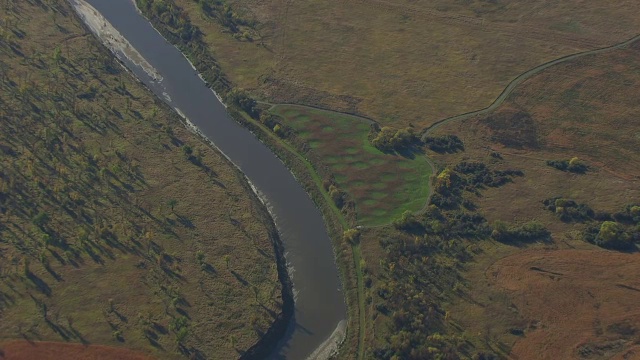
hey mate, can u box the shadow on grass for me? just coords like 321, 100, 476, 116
231, 270, 248, 286
26, 272, 51, 297
377, 144, 426, 160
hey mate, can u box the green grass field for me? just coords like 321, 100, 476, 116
270, 105, 431, 226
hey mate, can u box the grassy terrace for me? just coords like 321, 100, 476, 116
270, 105, 431, 226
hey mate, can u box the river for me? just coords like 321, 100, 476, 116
69, 0, 347, 358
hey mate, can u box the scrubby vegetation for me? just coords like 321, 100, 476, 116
0, 1, 286, 358
490, 220, 551, 243
543, 198, 640, 250
543, 197, 596, 222
372, 161, 528, 358
424, 135, 465, 154
369, 125, 421, 154
583, 221, 636, 250
431, 162, 523, 210
583, 208, 639, 251
192, 0, 258, 41
546, 157, 588, 173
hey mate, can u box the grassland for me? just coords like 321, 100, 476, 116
270, 105, 431, 226
0, 1, 287, 359
423, 36, 640, 359
0, 340, 152, 360
430, 39, 640, 225
174, 0, 640, 128
130, 0, 640, 358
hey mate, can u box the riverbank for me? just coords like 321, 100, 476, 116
67, 1, 294, 358
1, 0, 288, 358
131, 1, 360, 358
74, 0, 348, 358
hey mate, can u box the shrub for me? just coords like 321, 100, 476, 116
491, 220, 550, 243
594, 221, 633, 250
393, 210, 423, 231
546, 157, 588, 173
343, 228, 361, 245
370, 126, 420, 152
424, 135, 464, 153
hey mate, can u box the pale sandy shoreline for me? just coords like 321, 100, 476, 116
67, 0, 161, 82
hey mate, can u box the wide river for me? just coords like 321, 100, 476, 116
74, 0, 347, 358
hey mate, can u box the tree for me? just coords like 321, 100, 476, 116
273, 124, 284, 137
226, 88, 256, 116
567, 157, 588, 173
195, 250, 205, 264
176, 327, 189, 344
371, 127, 397, 152
52, 46, 62, 64
393, 210, 421, 230
595, 221, 631, 250
167, 199, 177, 213
32, 211, 50, 229
328, 184, 344, 208
434, 168, 454, 193
343, 228, 360, 245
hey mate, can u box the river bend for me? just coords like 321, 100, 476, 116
71, 0, 347, 358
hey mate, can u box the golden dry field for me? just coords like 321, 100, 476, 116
174, 0, 640, 127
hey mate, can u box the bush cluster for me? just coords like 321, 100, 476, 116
546, 157, 588, 173
543, 197, 595, 222
369, 125, 420, 153
424, 135, 464, 153
490, 220, 550, 243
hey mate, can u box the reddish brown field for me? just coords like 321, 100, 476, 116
489, 249, 640, 360
431, 34, 640, 360
0, 341, 152, 360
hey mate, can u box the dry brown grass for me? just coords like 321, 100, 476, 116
0, 340, 153, 360
427, 27, 640, 360
174, 0, 640, 127
0, 1, 283, 358
455, 246, 640, 360
492, 248, 640, 359
429, 40, 640, 225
